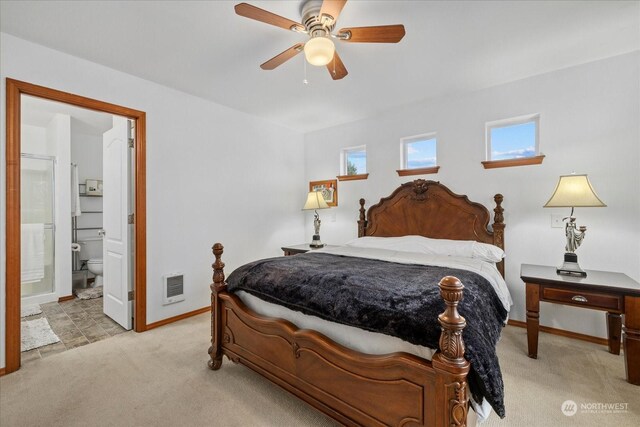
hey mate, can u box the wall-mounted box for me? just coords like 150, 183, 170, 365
162, 272, 185, 305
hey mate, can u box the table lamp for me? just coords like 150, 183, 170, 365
303, 191, 330, 248
543, 174, 606, 276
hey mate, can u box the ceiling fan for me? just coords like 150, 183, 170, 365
235, 0, 406, 80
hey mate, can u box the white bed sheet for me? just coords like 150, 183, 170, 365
235, 246, 512, 422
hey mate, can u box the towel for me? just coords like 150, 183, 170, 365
21, 223, 45, 283
71, 163, 82, 217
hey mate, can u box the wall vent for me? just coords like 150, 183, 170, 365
163, 273, 185, 305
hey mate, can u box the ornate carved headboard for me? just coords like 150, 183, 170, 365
357, 180, 505, 277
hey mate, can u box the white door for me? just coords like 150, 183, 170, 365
102, 116, 132, 329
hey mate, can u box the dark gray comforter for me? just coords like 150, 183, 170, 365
226, 252, 508, 417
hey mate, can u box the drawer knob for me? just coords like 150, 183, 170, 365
572, 295, 588, 303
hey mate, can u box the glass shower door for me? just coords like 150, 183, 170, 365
21, 155, 55, 297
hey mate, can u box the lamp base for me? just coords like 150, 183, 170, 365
557, 253, 587, 277
309, 234, 324, 248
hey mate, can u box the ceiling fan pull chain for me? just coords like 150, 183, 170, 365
303, 56, 309, 85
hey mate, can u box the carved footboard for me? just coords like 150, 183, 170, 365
208, 243, 471, 427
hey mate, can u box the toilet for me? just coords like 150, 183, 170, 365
87, 258, 103, 287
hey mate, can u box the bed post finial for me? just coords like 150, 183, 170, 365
432, 276, 470, 427
493, 194, 505, 277
357, 198, 367, 237
212, 243, 225, 288
209, 243, 226, 370
493, 194, 504, 225
437, 276, 467, 365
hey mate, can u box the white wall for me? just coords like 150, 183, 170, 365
21, 124, 46, 154
0, 33, 306, 368
71, 122, 103, 183
48, 114, 72, 302
304, 52, 640, 339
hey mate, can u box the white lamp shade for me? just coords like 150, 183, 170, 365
304, 37, 335, 66
544, 174, 606, 208
303, 191, 330, 210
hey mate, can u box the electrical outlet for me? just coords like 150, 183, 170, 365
329, 211, 336, 222
551, 214, 565, 228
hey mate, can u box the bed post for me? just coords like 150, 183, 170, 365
432, 276, 470, 427
492, 194, 505, 277
208, 242, 226, 370
357, 198, 367, 237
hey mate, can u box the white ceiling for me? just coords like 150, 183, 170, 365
1, 1, 638, 133
22, 95, 114, 134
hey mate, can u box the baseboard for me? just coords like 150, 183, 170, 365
146, 306, 211, 330
507, 319, 608, 346
58, 295, 75, 302
0, 367, 6, 377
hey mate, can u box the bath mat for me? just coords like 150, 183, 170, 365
21, 317, 60, 352
21, 304, 42, 318
75, 286, 103, 300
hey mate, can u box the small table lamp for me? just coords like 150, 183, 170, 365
303, 191, 330, 248
543, 174, 606, 276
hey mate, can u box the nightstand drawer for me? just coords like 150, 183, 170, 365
542, 287, 622, 311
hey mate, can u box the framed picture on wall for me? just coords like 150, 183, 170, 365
309, 179, 338, 207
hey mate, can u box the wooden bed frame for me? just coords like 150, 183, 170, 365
208, 180, 505, 426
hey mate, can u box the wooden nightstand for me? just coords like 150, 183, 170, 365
520, 263, 640, 385
281, 244, 338, 256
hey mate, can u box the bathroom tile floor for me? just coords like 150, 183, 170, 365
21, 297, 127, 364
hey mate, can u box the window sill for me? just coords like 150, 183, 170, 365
337, 173, 369, 181
481, 155, 545, 169
396, 166, 440, 177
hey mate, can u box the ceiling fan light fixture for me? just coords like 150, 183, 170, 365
304, 36, 335, 66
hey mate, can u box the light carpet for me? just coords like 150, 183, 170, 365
75, 285, 103, 300
20, 317, 61, 352
20, 304, 42, 318
1, 314, 638, 426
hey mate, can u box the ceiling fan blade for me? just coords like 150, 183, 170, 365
260, 43, 305, 70
337, 25, 406, 43
327, 51, 348, 80
319, 0, 347, 26
235, 3, 305, 32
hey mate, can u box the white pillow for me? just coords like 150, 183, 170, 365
345, 235, 504, 263
471, 241, 505, 263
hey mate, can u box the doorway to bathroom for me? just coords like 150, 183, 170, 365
5, 79, 148, 374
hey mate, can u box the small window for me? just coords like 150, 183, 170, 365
339, 146, 367, 181
486, 115, 539, 160
483, 114, 544, 169
342, 145, 367, 175
397, 133, 439, 176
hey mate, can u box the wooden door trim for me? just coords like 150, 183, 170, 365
4, 78, 147, 374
